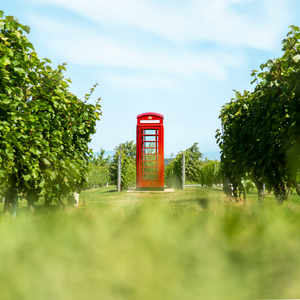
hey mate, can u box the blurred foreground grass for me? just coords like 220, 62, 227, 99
1, 187, 300, 299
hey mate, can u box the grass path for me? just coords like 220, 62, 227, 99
0, 187, 300, 299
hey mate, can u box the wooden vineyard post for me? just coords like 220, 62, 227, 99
117, 154, 121, 192
182, 153, 185, 190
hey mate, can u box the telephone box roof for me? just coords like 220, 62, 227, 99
137, 112, 164, 119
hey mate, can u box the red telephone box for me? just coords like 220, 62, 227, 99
136, 112, 164, 191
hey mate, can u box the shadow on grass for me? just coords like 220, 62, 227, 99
172, 198, 209, 209
184, 186, 224, 193
0, 203, 66, 218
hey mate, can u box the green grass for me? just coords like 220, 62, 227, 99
1, 187, 300, 300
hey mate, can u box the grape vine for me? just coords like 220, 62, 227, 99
0, 11, 101, 212
216, 25, 300, 203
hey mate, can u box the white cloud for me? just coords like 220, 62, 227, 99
105, 73, 181, 91
28, 0, 289, 50
25, 0, 291, 87
29, 14, 244, 80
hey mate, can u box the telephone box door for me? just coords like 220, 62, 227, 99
136, 113, 164, 190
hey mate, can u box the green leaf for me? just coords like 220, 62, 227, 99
14, 67, 25, 74
0, 36, 8, 42
23, 25, 30, 34
49, 171, 56, 180
42, 158, 50, 165
0, 10, 4, 19
0, 56, 10, 66
293, 54, 300, 62
5, 150, 14, 160
6, 87, 12, 95
295, 33, 300, 39
22, 174, 31, 181
0, 68, 10, 80
5, 22, 11, 30
39, 180, 45, 188
1, 97, 11, 104
12, 60, 20, 66
0, 169, 7, 177
0, 22, 4, 30
260, 63, 266, 70
29, 148, 41, 156
267, 60, 274, 69
28, 71, 37, 81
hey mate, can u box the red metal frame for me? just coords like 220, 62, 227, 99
136, 112, 164, 190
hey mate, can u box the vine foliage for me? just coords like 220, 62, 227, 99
216, 25, 300, 203
0, 11, 101, 211
109, 141, 136, 190
164, 143, 221, 189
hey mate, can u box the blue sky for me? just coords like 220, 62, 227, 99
2, 0, 300, 158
